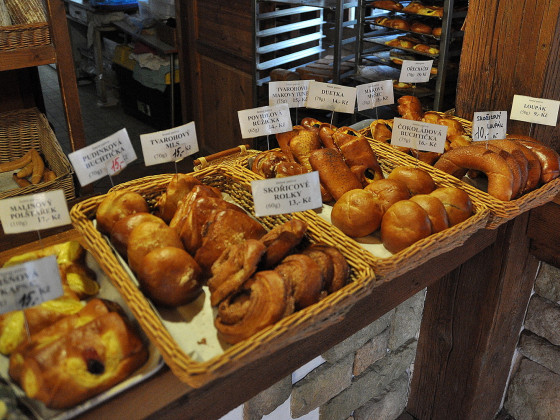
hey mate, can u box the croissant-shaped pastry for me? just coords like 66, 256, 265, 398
275, 254, 323, 310
289, 130, 322, 171
260, 219, 308, 269
303, 244, 349, 293
169, 184, 221, 232
215, 271, 292, 344
156, 174, 202, 223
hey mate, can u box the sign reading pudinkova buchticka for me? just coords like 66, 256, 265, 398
0, 255, 63, 314
251, 172, 322, 217
238, 104, 292, 138
269, 80, 310, 108
391, 118, 448, 153
0, 189, 71, 234
140, 122, 199, 166
68, 128, 137, 186
510, 95, 560, 127
399, 60, 434, 84
305, 81, 357, 114
472, 111, 508, 142
356, 80, 394, 111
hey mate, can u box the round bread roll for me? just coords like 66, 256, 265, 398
137, 247, 202, 307
410, 21, 432, 34
364, 178, 410, 212
388, 166, 435, 195
110, 212, 166, 256
381, 200, 432, 253
438, 118, 466, 138
127, 221, 184, 273
96, 191, 149, 234
430, 187, 473, 226
422, 111, 442, 124
410, 194, 449, 233
331, 189, 383, 238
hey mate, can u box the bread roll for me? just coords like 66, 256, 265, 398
388, 166, 435, 195
110, 212, 166, 256
388, 18, 410, 30
251, 150, 290, 178
275, 161, 307, 178
410, 21, 433, 34
511, 137, 560, 184
289, 130, 322, 171
137, 247, 202, 306
438, 118, 466, 138
432, 27, 442, 37
430, 187, 473, 226
422, 111, 442, 124
318, 124, 337, 149
381, 200, 432, 253
410, 194, 449, 233
371, 0, 403, 11
96, 191, 149, 234
156, 174, 202, 223
276, 129, 299, 160
402, 1, 423, 13
364, 178, 410, 212
309, 148, 362, 201
169, 184, 222, 232
397, 96, 423, 121
370, 119, 393, 142
331, 189, 383, 238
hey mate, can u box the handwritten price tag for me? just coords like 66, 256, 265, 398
106, 154, 127, 176
269, 80, 310, 108
0, 189, 71, 234
510, 95, 560, 127
472, 111, 507, 141
399, 60, 434, 83
305, 81, 357, 114
251, 172, 322, 217
357, 80, 394, 111
391, 118, 447, 153
141, 122, 199, 166
0, 255, 63, 314
238, 104, 292, 139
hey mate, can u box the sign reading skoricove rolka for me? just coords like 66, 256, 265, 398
0, 255, 63, 314
0, 189, 71, 234
510, 95, 560, 127
269, 80, 310, 108
68, 128, 137, 186
141, 122, 199, 166
305, 81, 357, 114
356, 80, 394, 111
238, 104, 292, 138
391, 118, 447, 153
251, 172, 322, 217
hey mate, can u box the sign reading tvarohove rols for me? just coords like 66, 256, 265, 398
141, 122, 199, 166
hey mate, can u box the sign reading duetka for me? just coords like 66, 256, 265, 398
0, 255, 63, 314
305, 81, 357, 114
238, 104, 292, 138
472, 111, 507, 141
141, 122, 199, 166
399, 60, 434, 84
269, 80, 310, 108
391, 118, 447, 153
0, 189, 71, 234
251, 172, 322, 217
356, 80, 394, 111
68, 128, 137, 186
510, 95, 560, 126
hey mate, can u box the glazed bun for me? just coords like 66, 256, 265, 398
96, 191, 149, 234
381, 200, 432, 253
137, 247, 202, 307
331, 189, 383, 238
388, 166, 435, 195
127, 221, 184, 273
364, 178, 410, 213
410, 194, 449, 233
430, 187, 473, 226
110, 212, 166, 256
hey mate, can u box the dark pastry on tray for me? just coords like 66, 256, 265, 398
402, 1, 424, 13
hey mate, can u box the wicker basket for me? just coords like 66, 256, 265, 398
70, 165, 375, 388
361, 114, 560, 229
0, 108, 75, 200
0, 22, 50, 50
193, 144, 260, 171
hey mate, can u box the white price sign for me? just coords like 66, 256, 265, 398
238, 104, 292, 139
68, 128, 137, 186
251, 172, 322, 217
141, 122, 199, 166
399, 60, 434, 83
105, 154, 127, 176
510, 95, 560, 126
472, 111, 507, 141
0, 255, 63, 314
357, 80, 394, 111
391, 118, 447, 153
305, 81, 357, 114
0, 189, 71, 234
269, 80, 310, 108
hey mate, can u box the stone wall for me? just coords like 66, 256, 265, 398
220, 290, 426, 420
503, 262, 560, 420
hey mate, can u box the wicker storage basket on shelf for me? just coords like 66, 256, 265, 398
361, 113, 560, 229
70, 164, 375, 388
0, 108, 75, 200
0, 0, 49, 50
235, 149, 490, 279
193, 144, 259, 171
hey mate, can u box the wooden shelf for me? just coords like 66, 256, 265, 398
0, 45, 57, 71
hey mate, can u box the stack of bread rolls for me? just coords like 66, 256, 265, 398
95, 174, 350, 344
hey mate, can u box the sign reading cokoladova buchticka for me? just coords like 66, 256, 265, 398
0, 189, 71, 234
68, 128, 137, 186
140, 122, 199, 166
472, 111, 508, 141
305, 81, 357, 114
391, 118, 448, 153
269, 80, 310, 108
0, 255, 63, 314
399, 60, 434, 84
238, 104, 292, 138
356, 80, 394, 111
510, 95, 560, 126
